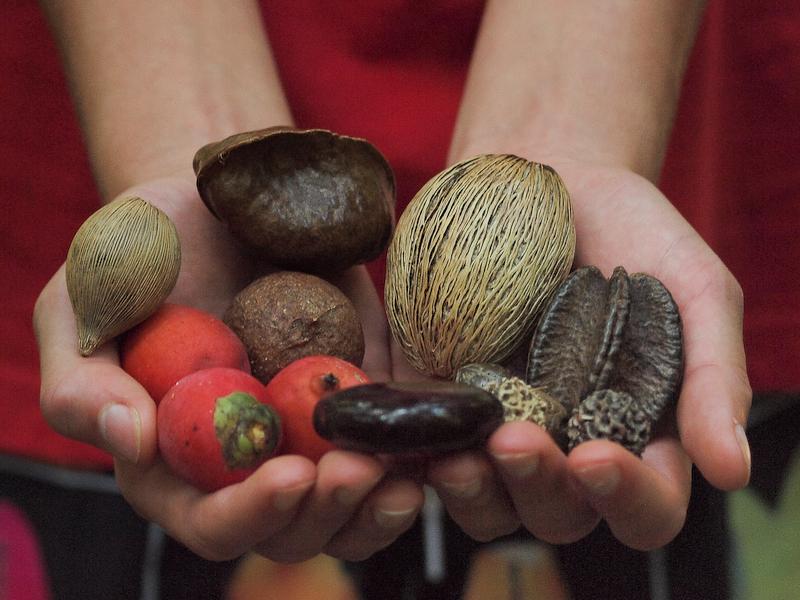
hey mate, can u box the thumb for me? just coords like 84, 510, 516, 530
33, 265, 158, 465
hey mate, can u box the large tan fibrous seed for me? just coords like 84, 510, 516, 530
66, 196, 181, 356
385, 154, 575, 378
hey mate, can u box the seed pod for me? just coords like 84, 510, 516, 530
385, 155, 575, 378
527, 265, 683, 452
455, 362, 514, 391
194, 127, 395, 273
492, 377, 567, 433
567, 389, 652, 456
456, 363, 567, 438
66, 196, 181, 356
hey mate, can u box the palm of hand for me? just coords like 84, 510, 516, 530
400, 162, 751, 550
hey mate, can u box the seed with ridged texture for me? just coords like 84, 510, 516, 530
66, 196, 181, 356
567, 389, 652, 456
385, 154, 575, 378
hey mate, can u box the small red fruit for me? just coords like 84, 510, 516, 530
120, 303, 251, 403
157, 367, 281, 492
265, 355, 370, 462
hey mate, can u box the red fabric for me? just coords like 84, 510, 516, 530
0, 501, 51, 600
661, 1, 800, 392
1, 0, 798, 469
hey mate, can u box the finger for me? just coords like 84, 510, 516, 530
254, 450, 387, 562
487, 422, 599, 544
668, 258, 752, 490
427, 450, 520, 542
568, 437, 692, 551
323, 477, 425, 562
115, 454, 317, 561
389, 336, 436, 383
33, 266, 157, 464
328, 266, 392, 382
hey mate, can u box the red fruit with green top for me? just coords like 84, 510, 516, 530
120, 303, 251, 404
265, 355, 370, 462
157, 367, 281, 492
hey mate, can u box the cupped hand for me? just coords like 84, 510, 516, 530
33, 177, 424, 563
418, 162, 751, 551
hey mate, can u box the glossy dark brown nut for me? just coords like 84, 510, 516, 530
194, 127, 396, 273
527, 265, 683, 450
313, 382, 504, 455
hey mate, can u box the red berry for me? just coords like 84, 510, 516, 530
157, 367, 281, 492
265, 355, 369, 462
121, 303, 251, 404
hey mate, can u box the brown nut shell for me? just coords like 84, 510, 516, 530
194, 127, 395, 273
223, 271, 365, 384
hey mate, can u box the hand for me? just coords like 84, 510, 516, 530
33, 177, 424, 563
419, 161, 751, 550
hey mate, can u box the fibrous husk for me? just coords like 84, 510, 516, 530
66, 196, 181, 355
385, 154, 575, 378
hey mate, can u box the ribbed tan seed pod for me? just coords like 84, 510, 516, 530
66, 196, 181, 356
385, 154, 575, 378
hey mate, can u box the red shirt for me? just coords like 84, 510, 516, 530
1, 0, 798, 469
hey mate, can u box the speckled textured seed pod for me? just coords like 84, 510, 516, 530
491, 377, 567, 433
385, 154, 575, 378
567, 389, 652, 456
455, 363, 566, 434
66, 196, 181, 356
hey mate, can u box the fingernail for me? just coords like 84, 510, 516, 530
439, 478, 482, 500
273, 482, 314, 512
98, 403, 140, 463
493, 452, 539, 479
574, 463, 620, 497
734, 420, 751, 476
374, 506, 416, 529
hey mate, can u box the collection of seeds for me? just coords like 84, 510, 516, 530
65, 127, 683, 491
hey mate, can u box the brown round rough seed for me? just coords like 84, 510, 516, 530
224, 271, 364, 384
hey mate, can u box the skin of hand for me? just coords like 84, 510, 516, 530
417, 160, 751, 551
408, 0, 752, 552
33, 176, 425, 563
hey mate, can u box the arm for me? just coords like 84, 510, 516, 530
39, 0, 292, 198
449, 0, 704, 181
425, 0, 751, 550
35, 0, 422, 562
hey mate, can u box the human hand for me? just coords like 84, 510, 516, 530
418, 162, 751, 550
34, 177, 424, 563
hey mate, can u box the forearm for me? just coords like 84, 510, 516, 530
40, 0, 292, 199
450, 0, 706, 181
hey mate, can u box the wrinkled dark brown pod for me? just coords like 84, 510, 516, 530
194, 127, 396, 273
527, 265, 683, 451
313, 382, 504, 455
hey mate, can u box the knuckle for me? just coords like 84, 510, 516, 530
186, 528, 246, 562
257, 542, 321, 564
39, 372, 90, 442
